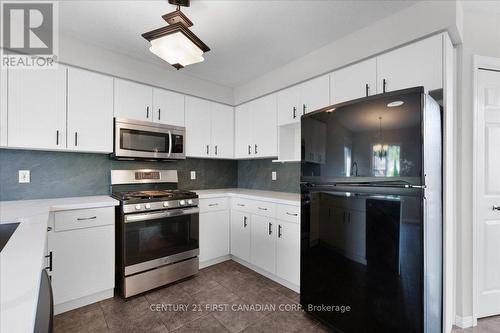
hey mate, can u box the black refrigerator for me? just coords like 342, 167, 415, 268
300, 87, 442, 333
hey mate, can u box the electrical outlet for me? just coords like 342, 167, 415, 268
272, 171, 277, 181
190, 171, 196, 180
19, 170, 30, 183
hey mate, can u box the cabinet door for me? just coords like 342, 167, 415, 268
377, 34, 443, 93
345, 210, 366, 264
199, 210, 230, 263
276, 220, 300, 285
185, 96, 212, 157
234, 103, 253, 158
300, 74, 330, 114
114, 79, 152, 121
251, 215, 276, 273
152, 88, 185, 127
67, 67, 113, 153
330, 58, 377, 104
8, 66, 66, 150
277, 85, 300, 126
252, 94, 277, 158
48, 225, 114, 305
0, 67, 7, 146
230, 210, 251, 262
211, 103, 234, 159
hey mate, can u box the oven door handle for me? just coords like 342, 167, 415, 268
125, 207, 199, 223
168, 130, 172, 158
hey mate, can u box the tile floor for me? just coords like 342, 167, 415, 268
452, 316, 500, 333
54, 260, 329, 333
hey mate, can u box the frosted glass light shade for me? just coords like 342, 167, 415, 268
149, 31, 204, 67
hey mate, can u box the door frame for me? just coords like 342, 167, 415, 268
472, 55, 500, 326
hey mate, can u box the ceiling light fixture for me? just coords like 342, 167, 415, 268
142, 0, 210, 70
387, 101, 404, 108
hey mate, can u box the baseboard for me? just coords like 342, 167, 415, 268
454, 315, 475, 328
199, 255, 231, 269
230, 255, 300, 293
54, 289, 114, 315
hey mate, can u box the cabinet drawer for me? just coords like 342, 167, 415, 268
252, 200, 276, 217
231, 198, 254, 213
199, 197, 228, 212
276, 204, 300, 223
54, 207, 114, 232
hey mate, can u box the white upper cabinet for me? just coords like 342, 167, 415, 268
114, 79, 152, 121
252, 94, 277, 158
300, 74, 330, 114
377, 34, 443, 93
185, 96, 212, 158
211, 103, 234, 159
67, 67, 113, 153
277, 85, 301, 126
330, 58, 377, 105
235, 103, 253, 158
152, 88, 185, 127
8, 66, 67, 150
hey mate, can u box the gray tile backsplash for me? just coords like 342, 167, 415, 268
0, 150, 299, 201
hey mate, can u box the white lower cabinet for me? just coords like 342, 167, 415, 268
230, 210, 251, 262
250, 214, 276, 274
276, 220, 300, 286
47, 207, 114, 314
199, 209, 230, 263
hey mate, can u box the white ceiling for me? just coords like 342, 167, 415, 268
59, 0, 416, 88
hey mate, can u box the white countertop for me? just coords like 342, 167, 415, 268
194, 188, 300, 205
0, 196, 119, 333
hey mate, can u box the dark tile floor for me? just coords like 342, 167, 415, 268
452, 316, 500, 333
54, 260, 329, 333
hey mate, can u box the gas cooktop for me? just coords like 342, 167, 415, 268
113, 189, 197, 203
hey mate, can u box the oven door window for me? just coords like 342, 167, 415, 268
120, 129, 170, 153
124, 213, 198, 267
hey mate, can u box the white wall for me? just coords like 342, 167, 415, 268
233, 0, 463, 105
456, 3, 500, 321
58, 34, 234, 105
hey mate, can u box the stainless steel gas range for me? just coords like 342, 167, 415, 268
111, 169, 199, 298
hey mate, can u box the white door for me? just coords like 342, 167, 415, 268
377, 34, 443, 93
48, 225, 114, 305
252, 94, 278, 158
234, 103, 254, 158
199, 210, 230, 263
185, 96, 212, 157
300, 74, 330, 114
114, 79, 152, 121
8, 66, 67, 150
211, 103, 234, 159
276, 220, 300, 285
251, 215, 276, 273
230, 210, 251, 262
277, 85, 300, 126
330, 58, 377, 104
476, 69, 500, 318
67, 67, 113, 153
152, 88, 185, 126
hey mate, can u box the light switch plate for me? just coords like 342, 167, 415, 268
190, 171, 196, 180
19, 170, 30, 183
272, 171, 277, 181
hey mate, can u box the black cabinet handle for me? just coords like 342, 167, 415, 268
244, 216, 247, 227
278, 225, 282, 238
255, 144, 258, 155
208, 203, 218, 207
303, 104, 307, 115
75, 132, 78, 146
383, 79, 387, 93
56, 130, 59, 145
293, 106, 296, 119
215, 145, 218, 155
206, 145, 209, 155
45, 251, 53, 272
158, 108, 161, 120
77, 216, 97, 221
268, 222, 272, 235
286, 212, 298, 216
258, 207, 268, 211
146, 106, 150, 118
365, 83, 369, 96
248, 145, 251, 155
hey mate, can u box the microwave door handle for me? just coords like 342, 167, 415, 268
168, 130, 172, 157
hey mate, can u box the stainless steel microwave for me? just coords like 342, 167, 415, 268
112, 118, 185, 160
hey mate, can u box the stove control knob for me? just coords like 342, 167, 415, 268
179, 200, 186, 206
135, 204, 141, 211
163, 202, 169, 207
145, 203, 151, 209
187, 199, 193, 205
